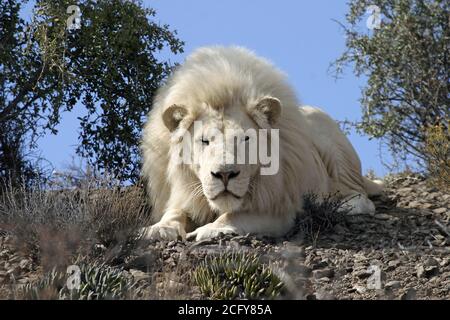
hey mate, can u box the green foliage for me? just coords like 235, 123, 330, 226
333, 0, 449, 168
22, 262, 138, 300
67, 262, 136, 300
193, 252, 284, 300
0, 0, 184, 184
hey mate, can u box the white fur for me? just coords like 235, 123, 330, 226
140, 46, 382, 241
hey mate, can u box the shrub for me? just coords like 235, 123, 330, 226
288, 192, 350, 243
0, 174, 151, 268
193, 252, 284, 300
333, 0, 449, 169
424, 121, 450, 192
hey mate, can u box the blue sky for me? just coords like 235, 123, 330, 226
29, 0, 390, 176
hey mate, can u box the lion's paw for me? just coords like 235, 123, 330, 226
187, 223, 237, 241
141, 222, 186, 241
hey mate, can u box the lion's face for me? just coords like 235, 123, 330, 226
163, 96, 282, 214
187, 108, 260, 213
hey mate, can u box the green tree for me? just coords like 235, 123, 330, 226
333, 0, 449, 169
0, 0, 183, 186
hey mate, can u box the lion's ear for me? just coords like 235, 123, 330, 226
249, 96, 282, 127
162, 104, 188, 132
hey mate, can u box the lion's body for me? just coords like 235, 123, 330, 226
141, 46, 382, 241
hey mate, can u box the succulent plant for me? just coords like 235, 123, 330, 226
193, 252, 284, 300
22, 262, 138, 300
64, 262, 137, 300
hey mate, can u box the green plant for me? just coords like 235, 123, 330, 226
193, 252, 284, 300
1, 0, 184, 184
22, 262, 139, 300
66, 262, 137, 300
333, 0, 449, 169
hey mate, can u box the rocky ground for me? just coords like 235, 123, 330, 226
1, 173, 449, 299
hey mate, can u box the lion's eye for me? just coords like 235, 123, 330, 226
201, 137, 210, 145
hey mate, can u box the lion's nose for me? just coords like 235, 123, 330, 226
211, 171, 240, 187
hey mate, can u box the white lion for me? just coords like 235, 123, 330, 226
140, 46, 383, 241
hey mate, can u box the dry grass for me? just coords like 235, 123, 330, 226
424, 121, 450, 192
287, 192, 350, 245
0, 178, 152, 268
0, 169, 156, 299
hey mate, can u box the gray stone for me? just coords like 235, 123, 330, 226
313, 268, 334, 279
417, 264, 439, 278
424, 257, 439, 267
385, 280, 401, 289
312, 260, 329, 270
354, 285, 367, 294
129, 269, 149, 282
354, 269, 372, 279
400, 288, 417, 300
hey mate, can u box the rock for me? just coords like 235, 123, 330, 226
316, 277, 331, 283
297, 264, 312, 277
397, 187, 413, 194
407, 201, 421, 208
354, 269, 372, 279
157, 279, 184, 291
127, 252, 158, 269
433, 208, 447, 215
424, 258, 439, 267
421, 203, 433, 209
354, 285, 367, 294
440, 258, 450, 267
312, 260, 328, 270
400, 288, 417, 300
427, 193, 441, 200
312, 268, 334, 279
424, 266, 439, 278
416, 265, 425, 278
417, 264, 439, 278
388, 260, 400, 268
129, 269, 149, 282
305, 294, 317, 300
315, 289, 336, 300
375, 214, 391, 220
167, 241, 177, 247
385, 280, 401, 289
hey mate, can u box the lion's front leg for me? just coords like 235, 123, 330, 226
186, 216, 238, 241
187, 212, 295, 241
142, 209, 188, 241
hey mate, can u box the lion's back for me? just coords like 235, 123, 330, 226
299, 106, 366, 195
